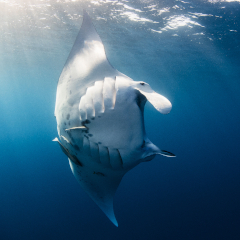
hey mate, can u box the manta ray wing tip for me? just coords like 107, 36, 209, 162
82, 9, 88, 17
98, 203, 119, 227
107, 213, 118, 227
113, 219, 118, 227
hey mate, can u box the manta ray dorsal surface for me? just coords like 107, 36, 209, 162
54, 10, 175, 227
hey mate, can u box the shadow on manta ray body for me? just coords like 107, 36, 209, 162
53, 10, 175, 227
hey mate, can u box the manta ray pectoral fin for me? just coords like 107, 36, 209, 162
94, 193, 119, 227
135, 83, 172, 114
69, 160, 124, 227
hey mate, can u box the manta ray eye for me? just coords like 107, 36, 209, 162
140, 82, 145, 86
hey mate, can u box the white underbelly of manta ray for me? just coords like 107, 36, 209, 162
53, 10, 175, 227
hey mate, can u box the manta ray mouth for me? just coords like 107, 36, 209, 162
136, 92, 147, 111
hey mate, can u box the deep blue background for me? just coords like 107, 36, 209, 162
0, 0, 240, 239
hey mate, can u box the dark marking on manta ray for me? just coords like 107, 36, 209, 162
66, 114, 70, 120
141, 140, 146, 148
67, 131, 72, 139
98, 116, 101, 118
98, 142, 102, 144
91, 117, 95, 120
116, 149, 123, 166
73, 145, 80, 151
81, 120, 89, 125
93, 171, 105, 177
140, 82, 145, 85
81, 119, 91, 124
88, 134, 93, 137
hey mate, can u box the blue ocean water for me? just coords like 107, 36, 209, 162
0, 0, 240, 239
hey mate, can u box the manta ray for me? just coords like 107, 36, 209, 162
53, 10, 175, 227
